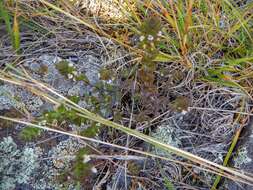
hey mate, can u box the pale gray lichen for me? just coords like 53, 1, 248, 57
78, 54, 101, 85
48, 137, 85, 169
0, 83, 47, 116
67, 81, 86, 96
151, 124, 181, 156
0, 136, 39, 190
31, 138, 86, 190
25, 96, 44, 112
0, 137, 84, 190
0, 84, 22, 110
24, 54, 101, 96
234, 146, 252, 168
18, 148, 39, 183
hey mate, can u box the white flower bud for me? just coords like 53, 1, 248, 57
147, 35, 154, 41
139, 35, 145, 42
67, 73, 73, 79
181, 110, 188, 115
157, 31, 162, 37
91, 166, 98, 173
68, 62, 74, 67
72, 71, 78, 76
83, 155, 91, 163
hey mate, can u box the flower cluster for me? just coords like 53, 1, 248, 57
55, 60, 90, 83
138, 17, 163, 63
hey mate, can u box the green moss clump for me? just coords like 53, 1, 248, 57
20, 127, 41, 141
80, 122, 100, 138
55, 60, 75, 77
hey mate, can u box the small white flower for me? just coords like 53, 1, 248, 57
107, 79, 113, 84
139, 35, 145, 42
147, 35, 154, 41
39, 120, 47, 126
68, 62, 74, 67
67, 73, 73, 79
83, 155, 91, 163
181, 110, 187, 115
91, 166, 98, 174
96, 123, 101, 127
157, 31, 162, 37
72, 71, 78, 76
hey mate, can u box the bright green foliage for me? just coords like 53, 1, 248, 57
58, 148, 93, 186
43, 103, 86, 126
72, 148, 91, 180
55, 60, 75, 77
55, 60, 90, 83
0, 0, 20, 53
20, 127, 41, 141
199, 0, 207, 15
80, 122, 100, 138
0, 1, 12, 37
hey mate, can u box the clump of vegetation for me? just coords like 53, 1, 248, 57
57, 147, 97, 189
138, 16, 162, 64
55, 60, 90, 83
20, 126, 41, 141
138, 16, 162, 91
0, 0, 20, 53
72, 148, 93, 180
19, 95, 101, 141
170, 96, 190, 113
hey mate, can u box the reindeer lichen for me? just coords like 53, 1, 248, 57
0, 137, 39, 190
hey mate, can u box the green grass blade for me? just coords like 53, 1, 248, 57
13, 8, 20, 52
153, 52, 180, 62
0, 0, 13, 41
226, 56, 253, 65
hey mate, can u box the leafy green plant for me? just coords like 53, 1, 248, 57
57, 147, 94, 187
0, 1, 13, 44
20, 127, 41, 141
72, 148, 92, 180
0, 0, 20, 53
55, 60, 90, 83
